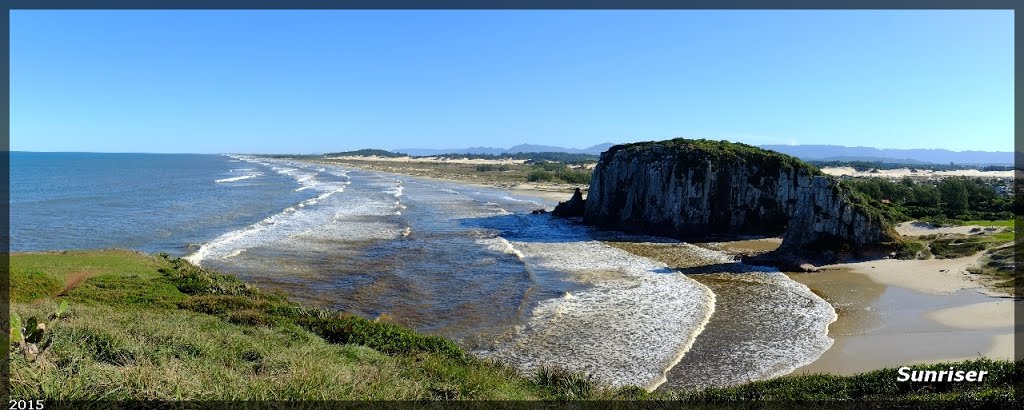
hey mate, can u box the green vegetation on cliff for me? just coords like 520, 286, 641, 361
842, 177, 1015, 222
605, 138, 824, 179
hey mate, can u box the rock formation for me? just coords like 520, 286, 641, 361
578, 138, 900, 264
552, 188, 586, 217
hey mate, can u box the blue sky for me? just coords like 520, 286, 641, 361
11, 10, 1014, 154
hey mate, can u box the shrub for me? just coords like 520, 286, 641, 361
896, 241, 930, 260
556, 170, 592, 185
527, 171, 554, 182
227, 309, 277, 327
929, 238, 987, 259
534, 366, 597, 399
296, 314, 466, 362
475, 164, 495, 172
159, 256, 262, 298
533, 162, 568, 172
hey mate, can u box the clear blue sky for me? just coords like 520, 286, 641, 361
11, 10, 1014, 154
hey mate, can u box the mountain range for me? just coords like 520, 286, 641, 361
395, 142, 1014, 165
760, 145, 1014, 166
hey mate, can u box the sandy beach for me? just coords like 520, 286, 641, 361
894, 221, 1002, 237
701, 234, 1018, 375
309, 157, 580, 204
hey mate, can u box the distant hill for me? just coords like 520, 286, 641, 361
395, 142, 615, 157
390, 142, 1014, 166
323, 149, 405, 158
759, 145, 1013, 166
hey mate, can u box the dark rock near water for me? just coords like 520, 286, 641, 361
552, 188, 586, 217
577, 138, 901, 265
531, 209, 548, 215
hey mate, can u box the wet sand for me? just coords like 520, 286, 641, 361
708, 237, 783, 253
683, 237, 1017, 376
608, 241, 836, 390
786, 268, 1013, 374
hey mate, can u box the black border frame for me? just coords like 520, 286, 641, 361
3, 2, 1019, 408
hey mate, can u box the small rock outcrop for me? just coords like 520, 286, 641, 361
579, 138, 900, 264
552, 188, 586, 217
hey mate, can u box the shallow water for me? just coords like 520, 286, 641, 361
607, 242, 837, 391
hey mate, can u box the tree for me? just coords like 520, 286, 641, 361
911, 184, 940, 208
938, 178, 969, 217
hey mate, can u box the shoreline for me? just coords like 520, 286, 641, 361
713, 237, 1017, 375
306, 158, 580, 205
282, 158, 1014, 380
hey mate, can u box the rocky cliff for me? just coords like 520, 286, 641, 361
582, 139, 900, 263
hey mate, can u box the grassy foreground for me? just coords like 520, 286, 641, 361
9, 250, 1020, 402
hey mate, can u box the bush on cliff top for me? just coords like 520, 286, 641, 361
604, 138, 824, 178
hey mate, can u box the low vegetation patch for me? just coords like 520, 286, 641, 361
9, 251, 550, 400
895, 240, 931, 260
967, 244, 1020, 293
928, 238, 990, 259
667, 358, 1018, 402
527, 170, 555, 182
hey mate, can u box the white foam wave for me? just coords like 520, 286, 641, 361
385, 184, 405, 198
215, 173, 262, 183
501, 195, 545, 207
694, 269, 837, 386
478, 236, 526, 260
477, 234, 716, 390
188, 157, 409, 265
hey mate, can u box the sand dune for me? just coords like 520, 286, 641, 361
821, 167, 1013, 179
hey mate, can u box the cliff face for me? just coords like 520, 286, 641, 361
582, 139, 899, 259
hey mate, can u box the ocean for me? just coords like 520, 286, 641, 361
11, 152, 836, 390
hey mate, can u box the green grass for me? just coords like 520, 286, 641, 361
9, 250, 1018, 402
928, 238, 990, 259
9, 251, 555, 400
906, 219, 1018, 293
905, 218, 1016, 261
666, 358, 1018, 402
959, 219, 1016, 228
895, 240, 931, 260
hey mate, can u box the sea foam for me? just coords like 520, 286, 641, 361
475, 218, 716, 390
